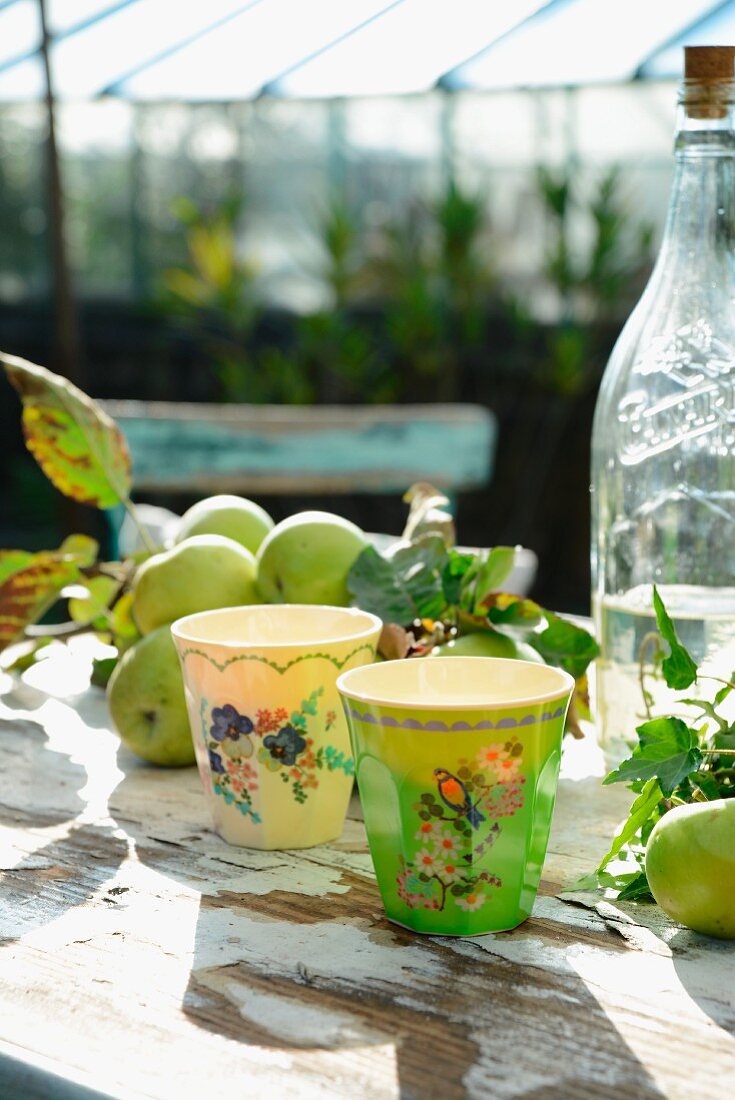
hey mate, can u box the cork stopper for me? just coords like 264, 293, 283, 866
683, 46, 735, 118
685, 45, 735, 81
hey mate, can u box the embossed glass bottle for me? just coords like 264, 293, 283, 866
591, 47, 735, 756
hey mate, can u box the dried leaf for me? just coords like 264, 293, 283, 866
0, 549, 82, 652
402, 481, 455, 547
0, 550, 34, 585
2, 352, 132, 509
378, 623, 414, 661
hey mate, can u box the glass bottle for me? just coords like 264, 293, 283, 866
591, 46, 735, 758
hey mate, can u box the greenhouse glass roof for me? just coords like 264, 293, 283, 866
0, 0, 731, 102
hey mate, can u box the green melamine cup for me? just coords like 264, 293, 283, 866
337, 656, 574, 936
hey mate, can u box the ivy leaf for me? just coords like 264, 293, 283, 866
714, 729, 735, 752
689, 770, 722, 801
616, 872, 654, 901
0, 547, 82, 652
570, 868, 646, 894
529, 612, 599, 679
441, 549, 476, 606
714, 683, 733, 707
347, 536, 448, 623
2, 352, 132, 509
604, 717, 703, 796
472, 547, 516, 613
653, 585, 697, 690
596, 777, 662, 871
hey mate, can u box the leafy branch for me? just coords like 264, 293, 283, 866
588, 585, 735, 900
1, 354, 150, 662
346, 488, 598, 728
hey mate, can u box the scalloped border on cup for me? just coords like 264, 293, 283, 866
171, 604, 382, 850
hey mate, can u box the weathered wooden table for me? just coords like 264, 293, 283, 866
1, 639, 733, 1099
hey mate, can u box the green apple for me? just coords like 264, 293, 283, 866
174, 494, 274, 555
132, 534, 258, 634
107, 626, 194, 766
256, 510, 368, 606
645, 799, 735, 939
432, 629, 544, 664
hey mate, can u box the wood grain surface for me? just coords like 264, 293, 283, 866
1, 637, 733, 1099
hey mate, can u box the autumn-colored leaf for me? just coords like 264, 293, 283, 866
0, 550, 34, 585
2, 352, 132, 509
0, 550, 82, 652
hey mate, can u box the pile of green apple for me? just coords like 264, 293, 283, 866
108, 495, 368, 766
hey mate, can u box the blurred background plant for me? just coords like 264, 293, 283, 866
0, 100, 658, 612
160, 191, 313, 404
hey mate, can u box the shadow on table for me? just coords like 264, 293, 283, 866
0, 715, 127, 942
668, 929, 735, 1038
109, 762, 667, 1100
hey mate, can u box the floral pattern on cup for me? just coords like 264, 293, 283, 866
397, 736, 526, 913
206, 688, 354, 817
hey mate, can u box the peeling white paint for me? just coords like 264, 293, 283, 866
193, 909, 445, 987
220, 982, 385, 1047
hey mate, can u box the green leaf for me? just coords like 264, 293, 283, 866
485, 594, 544, 629
3, 636, 55, 672
604, 717, 703, 796
689, 771, 722, 801
714, 683, 732, 707
714, 729, 735, 752
441, 549, 476, 606
530, 612, 599, 679
2, 353, 132, 509
680, 697, 728, 731
91, 655, 118, 689
616, 872, 653, 902
653, 585, 697, 690
68, 575, 121, 626
347, 536, 448, 623
59, 534, 99, 567
472, 547, 516, 613
110, 592, 139, 640
571, 868, 645, 894
596, 777, 662, 871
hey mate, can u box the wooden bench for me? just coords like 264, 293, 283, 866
100, 400, 496, 497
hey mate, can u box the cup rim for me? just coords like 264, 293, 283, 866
336, 656, 575, 711
170, 603, 383, 650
